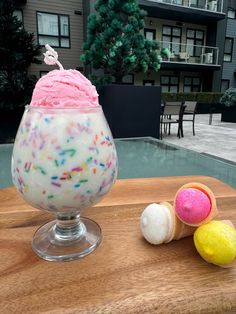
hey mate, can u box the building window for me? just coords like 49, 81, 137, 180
160, 75, 179, 92
184, 77, 201, 92
144, 28, 156, 40
173, 0, 183, 4
162, 25, 181, 54
186, 29, 204, 57
37, 12, 70, 48
227, 8, 236, 19
143, 80, 155, 86
190, 0, 206, 10
221, 80, 230, 92
224, 38, 233, 62
13, 9, 23, 22
122, 74, 134, 85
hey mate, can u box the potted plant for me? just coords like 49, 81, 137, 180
220, 88, 236, 122
81, 0, 167, 138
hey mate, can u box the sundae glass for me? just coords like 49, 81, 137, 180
11, 45, 118, 261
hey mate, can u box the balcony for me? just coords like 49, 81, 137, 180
160, 41, 220, 71
139, 0, 225, 23
149, 0, 223, 13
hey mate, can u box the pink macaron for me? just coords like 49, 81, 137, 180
175, 187, 211, 225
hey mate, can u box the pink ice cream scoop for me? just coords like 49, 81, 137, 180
30, 69, 99, 108
174, 183, 218, 226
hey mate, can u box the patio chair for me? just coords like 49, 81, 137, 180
182, 101, 197, 136
163, 101, 185, 135
160, 102, 184, 139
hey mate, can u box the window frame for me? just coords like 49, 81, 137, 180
144, 28, 156, 40
122, 74, 134, 85
13, 8, 23, 23
189, 0, 206, 10
36, 11, 71, 49
162, 25, 182, 55
220, 79, 230, 92
111, 74, 134, 85
143, 80, 155, 86
186, 28, 204, 57
224, 37, 234, 62
183, 76, 201, 92
160, 75, 179, 93
227, 8, 236, 19
173, 0, 183, 5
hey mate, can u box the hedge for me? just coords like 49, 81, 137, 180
161, 92, 223, 104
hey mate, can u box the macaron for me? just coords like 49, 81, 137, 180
174, 183, 217, 226
194, 220, 236, 267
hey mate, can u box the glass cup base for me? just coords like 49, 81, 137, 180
32, 217, 102, 262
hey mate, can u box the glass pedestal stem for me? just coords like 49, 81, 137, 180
54, 213, 85, 243
32, 213, 102, 262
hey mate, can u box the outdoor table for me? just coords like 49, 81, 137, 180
0, 176, 236, 313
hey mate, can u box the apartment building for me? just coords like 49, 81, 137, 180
14, 0, 84, 77
14, 0, 235, 93
221, 0, 236, 91
136, 0, 229, 92
85, 0, 231, 92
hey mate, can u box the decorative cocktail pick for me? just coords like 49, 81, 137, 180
43, 44, 64, 70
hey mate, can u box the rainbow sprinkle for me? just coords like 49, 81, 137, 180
12, 110, 118, 212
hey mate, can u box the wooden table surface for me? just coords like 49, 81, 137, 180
0, 176, 236, 314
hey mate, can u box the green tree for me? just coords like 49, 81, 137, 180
81, 0, 166, 85
0, 0, 41, 110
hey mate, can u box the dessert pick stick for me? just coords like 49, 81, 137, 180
43, 44, 64, 70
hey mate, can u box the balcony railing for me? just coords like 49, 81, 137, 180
160, 41, 219, 65
148, 0, 223, 13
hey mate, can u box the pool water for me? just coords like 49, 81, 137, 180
1, 137, 236, 189
0, 144, 13, 188
116, 138, 236, 189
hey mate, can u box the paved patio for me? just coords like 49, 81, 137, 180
162, 113, 236, 163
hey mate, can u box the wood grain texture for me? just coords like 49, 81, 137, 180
0, 176, 236, 314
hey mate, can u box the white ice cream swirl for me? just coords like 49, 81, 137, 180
140, 203, 174, 245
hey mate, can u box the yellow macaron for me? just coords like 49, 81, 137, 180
194, 220, 236, 267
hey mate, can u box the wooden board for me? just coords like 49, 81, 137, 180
0, 176, 236, 313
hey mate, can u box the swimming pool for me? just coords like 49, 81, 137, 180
1, 137, 236, 189
0, 143, 13, 188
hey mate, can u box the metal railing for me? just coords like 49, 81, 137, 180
147, 0, 223, 13
160, 41, 219, 65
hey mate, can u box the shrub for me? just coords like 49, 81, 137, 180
162, 92, 223, 104
220, 88, 236, 107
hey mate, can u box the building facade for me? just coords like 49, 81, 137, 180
14, 0, 235, 92
14, 0, 84, 77
138, 0, 228, 92
221, 0, 236, 91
